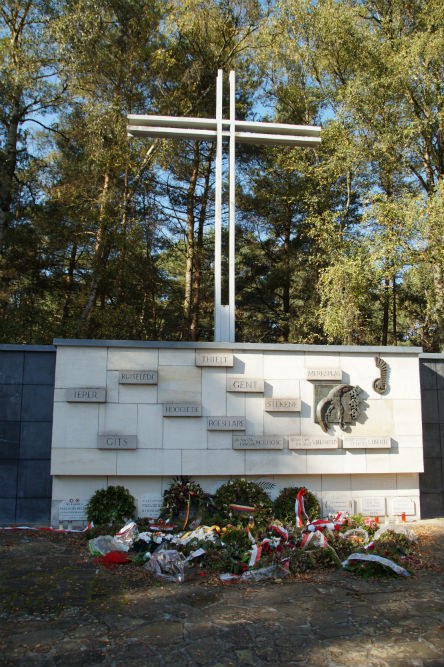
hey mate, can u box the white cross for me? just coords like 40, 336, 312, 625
127, 70, 321, 342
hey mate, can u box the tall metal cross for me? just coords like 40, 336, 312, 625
127, 70, 321, 342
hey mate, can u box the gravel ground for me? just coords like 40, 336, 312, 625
0, 518, 443, 667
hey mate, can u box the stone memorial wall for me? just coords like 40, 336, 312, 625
49, 340, 424, 525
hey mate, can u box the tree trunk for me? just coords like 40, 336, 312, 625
61, 240, 78, 332
76, 172, 111, 336
0, 98, 21, 252
183, 142, 200, 338
190, 142, 214, 341
382, 277, 389, 345
392, 273, 397, 346
282, 210, 291, 342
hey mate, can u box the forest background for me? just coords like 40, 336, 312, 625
1, 0, 443, 349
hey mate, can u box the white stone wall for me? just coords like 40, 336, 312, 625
50, 342, 423, 524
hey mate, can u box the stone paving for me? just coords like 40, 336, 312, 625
0, 520, 443, 667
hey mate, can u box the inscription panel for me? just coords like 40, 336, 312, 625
264, 398, 301, 412
343, 436, 391, 449
306, 368, 342, 381
66, 388, 106, 402
98, 435, 137, 449
163, 403, 202, 417
119, 370, 157, 384
227, 377, 264, 393
288, 436, 339, 449
391, 498, 415, 516
138, 495, 163, 519
207, 416, 246, 431
59, 499, 88, 521
360, 496, 386, 516
233, 435, 284, 450
323, 496, 353, 515
196, 351, 234, 367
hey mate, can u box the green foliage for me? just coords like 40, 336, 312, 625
273, 487, 321, 523
214, 478, 273, 527
289, 546, 340, 574
86, 486, 136, 525
162, 476, 209, 520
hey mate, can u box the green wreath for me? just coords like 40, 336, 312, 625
162, 476, 209, 523
86, 485, 136, 525
214, 478, 273, 526
273, 486, 321, 523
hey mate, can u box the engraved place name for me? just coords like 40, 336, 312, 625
232, 435, 284, 449
342, 436, 391, 449
196, 351, 234, 367
323, 496, 353, 515
163, 403, 202, 417
288, 436, 339, 449
306, 368, 342, 381
264, 398, 301, 412
227, 377, 265, 392
65, 388, 106, 402
207, 416, 246, 431
98, 435, 137, 449
119, 370, 158, 384
361, 496, 386, 516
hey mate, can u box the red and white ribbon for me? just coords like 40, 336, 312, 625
295, 488, 309, 527
271, 524, 288, 541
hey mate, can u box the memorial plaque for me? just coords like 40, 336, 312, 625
361, 496, 386, 516
196, 351, 234, 367
59, 498, 88, 521
163, 403, 202, 417
288, 435, 339, 449
227, 377, 264, 392
119, 370, 157, 384
323, 496, 353, 515
391, 498, 415, 516
138, 495, 164, 519
343, 436, 391, 449
66, 388, 106, 402
264, 398, 301, 412
98, 435, 137, 449
207, 416, 246, 431
306, 368, 342, 381
233, 435, 284, 449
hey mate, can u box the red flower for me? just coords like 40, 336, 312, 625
276, 544, 284, 552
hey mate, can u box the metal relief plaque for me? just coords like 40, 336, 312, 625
196, 351, 234, 367
119, 370, 157, 384
163, 403, 202, 417
264, 398, 301, 412
343, 436, 391, 449
288, 436, 339, 449
207, 416, 246, 431
233, 435, 284, 449
66, 388, 106, 402
306, 368, 342, 381
98, 435, 137, 449
227, 377, 264, 392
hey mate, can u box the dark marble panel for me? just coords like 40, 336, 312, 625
0, 421, 20, 458
0, 498, 16, 523
16, 498, 50, 524
21, 385, 54, 422
420, 458, 444, 493
0, 461, 18, 497
23, 352, 56, 385
17, 460, 51, 498
420, 389, 440, 423
0, 385, 22, 421
420, 362, 438, 390
20, 422, 52, 459
420, 492, 444, 519
0, 352, 24, 384
422, 423, 442, 458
